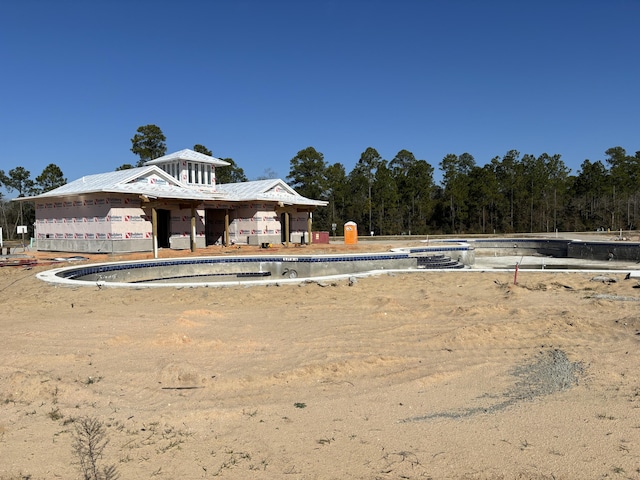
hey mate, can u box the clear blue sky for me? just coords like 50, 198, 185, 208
1, 0, 638, 198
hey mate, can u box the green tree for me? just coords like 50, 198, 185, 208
520, 153, 569, 232
345, 164, 370, 233
0, 167, 35, 198
372, 161, 400, 235
521, 153, 542, 232
130, 124, 167, 167
491, 150, 523, 231
287, 147, 327, 200
389, 149, 417, 178
439, 152, 475, 232
287, 147, 329, 230
0, 193, 6, 240
605, 146, 640, 229
216, 158, 248, 184
115, 164, 134, 171
467, 164, 500, 233
190, 144, 248, 185
0, 166, 35, 235
539, 153, 569, 232
35, 163, 66, 193
571, 159, 611, 229
324, 162, 348, 233
193, 144, 212, 156
355, 147, 383, 234
390, 150, 435, 234
404, 159, 435, 234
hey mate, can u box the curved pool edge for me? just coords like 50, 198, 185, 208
36, 267, 397, 289
35, 246, 473, 288
33, 241, 640, 289
36, 263, 640, 289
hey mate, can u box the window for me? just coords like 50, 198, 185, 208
181, 162, 216, 185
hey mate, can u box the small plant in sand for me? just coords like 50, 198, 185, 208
596, 413, 616, 420
316, 437, 334, 445
48, 407, 63, 421
84, 376, 102, 385
71, 417, 119, 480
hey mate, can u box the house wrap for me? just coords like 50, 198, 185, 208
19, 149, 327, 253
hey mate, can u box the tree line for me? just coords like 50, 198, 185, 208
291, 145, 640, 235
1, 123, 638, 240
0, 164, 67, 240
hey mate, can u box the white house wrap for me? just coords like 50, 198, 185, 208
19, 149, 327, 253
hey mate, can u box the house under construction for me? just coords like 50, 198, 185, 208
19, 149, 327, 254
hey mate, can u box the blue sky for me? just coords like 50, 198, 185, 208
1, 0, 638, 198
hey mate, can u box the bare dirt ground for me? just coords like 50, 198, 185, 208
1, 242, 640, 479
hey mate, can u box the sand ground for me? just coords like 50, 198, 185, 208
1, 243, 639, 479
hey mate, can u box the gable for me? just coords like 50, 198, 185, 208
127, 169, 183, 188
265, 181, 296, 196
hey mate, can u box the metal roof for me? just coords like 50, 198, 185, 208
18, 167, 326, 207
20, 166, 226, 202
145, 148, 230, 167
216, 179, 328, 206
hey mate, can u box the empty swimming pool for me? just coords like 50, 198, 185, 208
37, 246, 472, 288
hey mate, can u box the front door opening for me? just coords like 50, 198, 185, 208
280, 213, 287, 243
205, 209, 226, 246
157, 209, 171, 248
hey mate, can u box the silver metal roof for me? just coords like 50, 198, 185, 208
145, 148, 230, 167
19, 166, 326, 207
216, 179, 328, 206
21, 166, 226, 202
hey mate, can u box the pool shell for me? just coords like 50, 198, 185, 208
37, 245, 474, 288
36, 238, 640, 288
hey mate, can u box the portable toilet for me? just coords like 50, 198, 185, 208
344, 221, 358, 245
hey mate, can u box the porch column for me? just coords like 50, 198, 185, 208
151, 207, 158, 259
285, 211, 290, 247
190, 204, 197, 252
224, 209, 230, 247
307, 211, 313, 245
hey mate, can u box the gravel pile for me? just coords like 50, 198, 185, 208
508, 349, 584, 400
401, 349, 584, 423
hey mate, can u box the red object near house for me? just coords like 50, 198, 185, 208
312, 231, 330, 244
